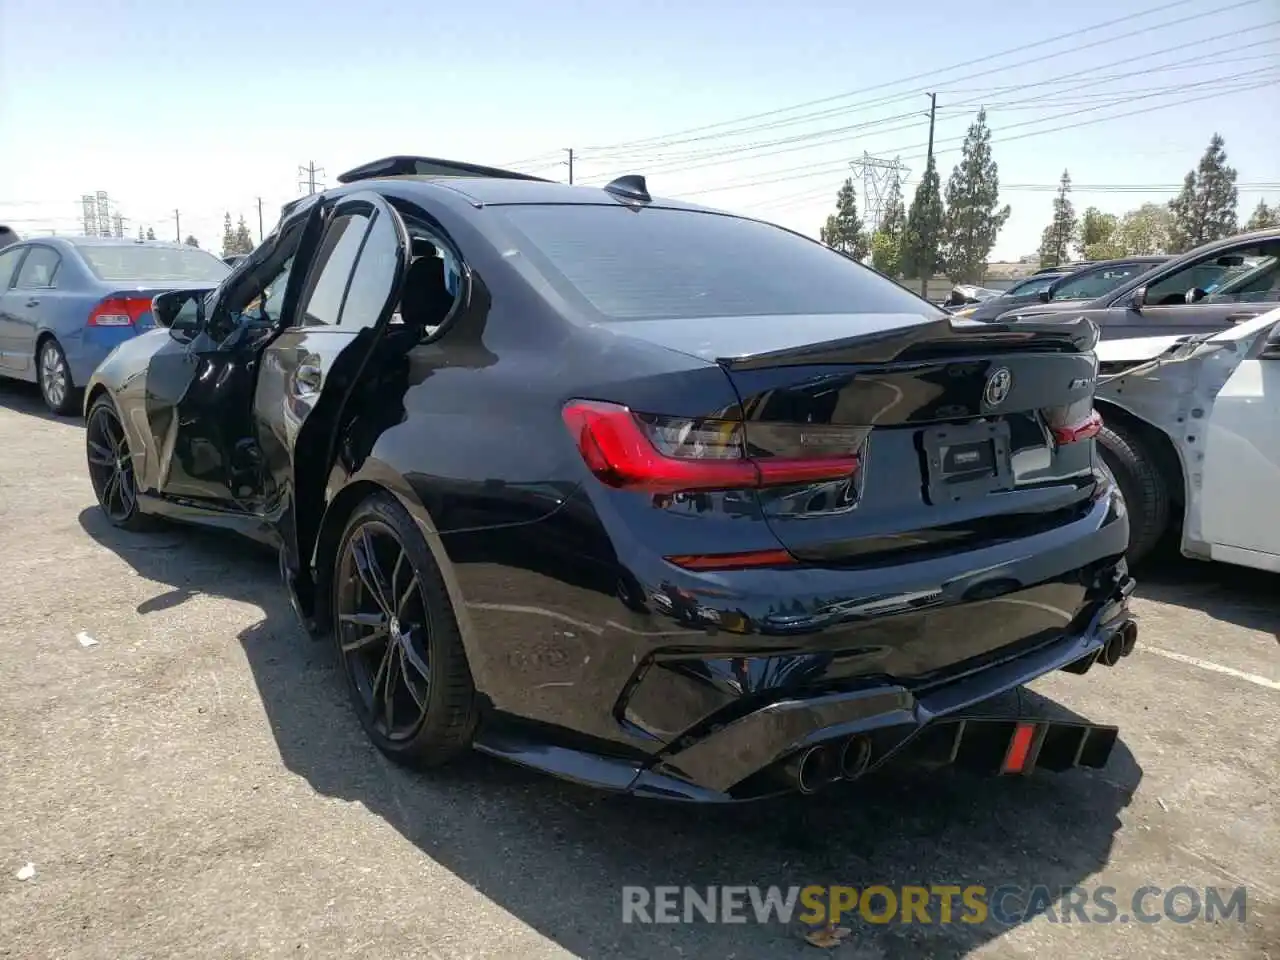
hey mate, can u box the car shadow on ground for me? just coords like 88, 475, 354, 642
1135, 553, 1279, 638
79, 508, 1142, 959
0, 378, 71, 425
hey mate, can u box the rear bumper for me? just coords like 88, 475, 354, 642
464, 479, 1134, 800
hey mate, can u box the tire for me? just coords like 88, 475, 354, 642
1097, 420, 1170, 565
85, 394, 153, 531
38, 338, 80, 416
331, 491, 477, 767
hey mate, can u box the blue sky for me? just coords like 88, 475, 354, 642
1, 0, 1276, 259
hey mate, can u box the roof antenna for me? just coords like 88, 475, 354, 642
603, 175, 651, 204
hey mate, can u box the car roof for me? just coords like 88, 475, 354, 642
65, 236, 196, 251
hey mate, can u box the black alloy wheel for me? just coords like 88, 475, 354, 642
86, 395, 148, 530
333, 493, 476, 765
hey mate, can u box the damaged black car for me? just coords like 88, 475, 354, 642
83, 156, 1136, 801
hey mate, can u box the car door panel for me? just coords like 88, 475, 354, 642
253, 191, 410, 591
1199, 337, 1280, 567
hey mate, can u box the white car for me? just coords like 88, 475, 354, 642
1094, 306, 1280, 573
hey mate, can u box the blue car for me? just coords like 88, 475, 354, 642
0, 237, 231, 414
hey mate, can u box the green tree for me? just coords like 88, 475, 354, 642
183, 235, 200, 248
1167, 133, 1238, 253
1245, 199, 1280, 230
940, 109, 1010, 282
221, 212, 236, 257
902, 157, 945, 294
1115, 203, 1172, 255
1080, 207, 1123, 259
819, 178, 868, 261
1037, 170, 1078, 267
233, 215, 255, 254
870, 171, 906, 279
145, 227, 156, 241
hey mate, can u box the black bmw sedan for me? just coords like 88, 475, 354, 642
83, 156, 1136, 801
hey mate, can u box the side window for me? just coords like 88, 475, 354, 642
1145, 249, 1269, 307
338, 209, 400, 331
1053, 264, 1146, 301
0, 247, 23, 290
298, 213, 371, 326
14, 246, 60, 289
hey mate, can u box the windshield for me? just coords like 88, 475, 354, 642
1050, 262, 1155, 301
494, 204, 937, 321
77, 244, 232, 283
1003, 274, 1059, 297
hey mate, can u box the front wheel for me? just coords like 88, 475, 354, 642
1097, 420, 1170, 565
332, 491, 477, 767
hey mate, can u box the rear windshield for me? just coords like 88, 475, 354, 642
77, 244, 231, 283
495, 204, 937, 321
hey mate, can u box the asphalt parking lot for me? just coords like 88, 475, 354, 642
0, 379, 1275, 960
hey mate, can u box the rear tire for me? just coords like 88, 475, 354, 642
1097, 420, 1170, 565
331, 491, 477, 768
38, 338, 80, 416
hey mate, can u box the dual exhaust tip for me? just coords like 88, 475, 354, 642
785, 735, 874, 795
1097, 619, 1139, 667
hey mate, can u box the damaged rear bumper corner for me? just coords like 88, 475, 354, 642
625, 579, 1135, 801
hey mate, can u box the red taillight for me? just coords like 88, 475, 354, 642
561, 400, 860, 494
88, 296, 151, 327
665, 549, 797, 571
1052, 410, 1103, 445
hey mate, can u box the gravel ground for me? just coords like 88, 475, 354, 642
0, 379, 1275, 960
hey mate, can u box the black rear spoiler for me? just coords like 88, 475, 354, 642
721, 315, 1099, 370
336, 155, 553, 185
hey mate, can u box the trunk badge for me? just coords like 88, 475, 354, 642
984, 367, 1013, 407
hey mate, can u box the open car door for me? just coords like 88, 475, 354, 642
252, 190, 410, 609
1197, 319, 1280, 572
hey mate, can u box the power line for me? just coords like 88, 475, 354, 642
578, 27, 1277, 178
582, 0, 1254, 155
675, 70, 1278, 199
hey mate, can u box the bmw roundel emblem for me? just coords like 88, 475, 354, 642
984, 367, 1013, 407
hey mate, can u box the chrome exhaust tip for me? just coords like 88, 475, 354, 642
839, 736, 873, 780
1098, 630, 1124, 667
787, 744, 840, 794
1119, 620, 1138, 657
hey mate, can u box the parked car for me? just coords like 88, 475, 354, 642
1032, 261, 1088, 275
942, 282, 1003, 307
996, 229, 1280, 339
0, 225, 17, 251
0, 237, 231, 413
84, 155, 1136, 801
951, 257, 1168, 322
1094, 306, 1280, 569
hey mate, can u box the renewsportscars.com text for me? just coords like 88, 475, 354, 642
621, 884, 1247, 926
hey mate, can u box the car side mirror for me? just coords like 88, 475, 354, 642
1130, 286, 1147, 310
153, 290, 206, 342
1037, 289, 1052, 303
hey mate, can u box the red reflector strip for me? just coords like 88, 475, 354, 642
1001, 722, 1038, 774
665, 548, 797, 571
1052, 410, 1103, 444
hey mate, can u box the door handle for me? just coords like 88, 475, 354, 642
294, 363, 323, 395
25, 298, 40, 307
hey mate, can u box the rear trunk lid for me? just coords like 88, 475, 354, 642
615, 311, 1102, 566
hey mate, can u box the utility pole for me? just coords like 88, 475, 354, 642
174, 209, 181, 242
298, 162, 326, 195
565, 148, 574, 185
257, 197, 265, 241
921, 92, 938, 297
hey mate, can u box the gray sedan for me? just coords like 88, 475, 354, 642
0, 237, 231, 414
